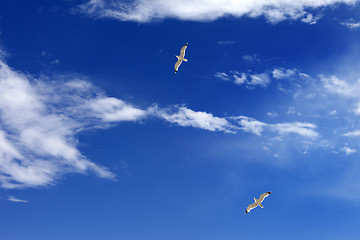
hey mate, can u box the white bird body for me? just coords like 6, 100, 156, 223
176, 56, 188, 62
254, 197, 263, 208
245, 192, 271, 214
174, 43, 188, 73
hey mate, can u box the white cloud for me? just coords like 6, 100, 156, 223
155, 106, 234, 133
216, 68, 306, 88
341, 19, 360, 29
266, 112, 278, 117
8, 196, 27, 203
0, 60, 156, 188
353, 102, 360, 115
232, 116, 319, 138
343, 130, 360, 137
272, 68, 298, 79
242, 54, 260, 63
301, 13, 321, 24
271, 122, 319, 138
78, 0, 357, 23
51, 59, 60, 65
320, 75, 358, 97
286, 107, 297, 115
248, 73, 271, 87
329, 110, 337, 115
154, 106, 320, 140
233, 73, 247, 85
214, 71, 270, 88
341, 147, 357, 155
214, 72, 230, 81
87, 97, 146, 122
234, 116, 267, 136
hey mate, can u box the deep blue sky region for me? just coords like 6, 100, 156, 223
1, 0, 360, 239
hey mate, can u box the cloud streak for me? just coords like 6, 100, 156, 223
214, 71, 271, 88
232, 116, 319, 138
341, 146, 357, 155
215, 68, 307, 88
78, 0, 358, 23
8, 196, 28, 203
155, 106, 235, 133
341, 19, 360, 29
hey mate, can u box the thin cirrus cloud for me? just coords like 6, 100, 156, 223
341, 19, 360, 29
343, 130, 360, 137
78, 0, 358, 23
242, 54, 261, 63
318, 75, 360, 115
214, 68, 304, 88
320, 75, 358, 97
341, 146, 357, 155
272, 68, 299, 79
157, 108, 320, 139
232, 116, 319, 138
214, 71, 271, 88
154, 106, 235, 133
8, 195, 28, 203
87, 98, 147, 122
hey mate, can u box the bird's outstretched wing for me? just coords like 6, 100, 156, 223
245, 202, 259, 214
179, 43, 188, 58
174, 59, 182, 73
258, 192, 271, 203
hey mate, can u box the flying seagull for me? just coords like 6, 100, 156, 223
174, 43, 188, 73
245, 192, 271, 214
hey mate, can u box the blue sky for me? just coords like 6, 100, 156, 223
1, 0, 360, 239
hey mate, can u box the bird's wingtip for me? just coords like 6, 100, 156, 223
268, 192, 272, 194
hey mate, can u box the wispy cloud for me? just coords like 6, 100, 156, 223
320, 75, 358, 97
8, 196, 27, 203
154, 106, 235, 133
343, 130, 360, 137
214, 72, 230, 81
86, 97, 147, 122
341, 19, 360, 29
272, 122, 318, 138
242, 54, 261, 63
341, 146, 357, 155
234, 116, 267, 136
214, 71, 271, 88
266, 112, 278, 118
301, 13, 322, 24
78, 0, 357, 24
272, 68, 298, 79
215, 68, 311, 88
0, 60, 152, 188
248, 73, 271, 87
232, 116, 319, 138
217, 40, 238, 45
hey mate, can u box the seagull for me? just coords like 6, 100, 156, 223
245, 192, 271, 214
174, 43, 188, 73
